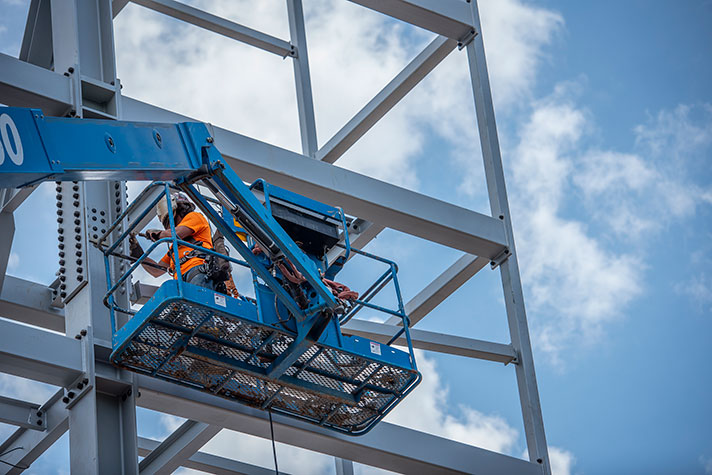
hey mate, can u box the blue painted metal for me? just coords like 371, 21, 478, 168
110, 280, 420, 434
0, 106, 421, 434
0, 106, 207, 189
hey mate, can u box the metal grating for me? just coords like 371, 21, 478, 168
112, 299, 420, 434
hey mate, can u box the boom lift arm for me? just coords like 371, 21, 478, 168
0, 106, 420, 435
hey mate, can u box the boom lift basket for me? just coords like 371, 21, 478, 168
99, 179, 421, 435
0, 106, 419, 433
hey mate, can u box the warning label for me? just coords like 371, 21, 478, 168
370, 341, 381, 356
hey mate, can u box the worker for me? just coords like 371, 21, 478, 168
129, 192, 215, 290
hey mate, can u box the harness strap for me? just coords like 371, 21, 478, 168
167, 236, 209, 266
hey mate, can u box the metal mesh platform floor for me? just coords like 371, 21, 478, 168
111, 282, 420, 434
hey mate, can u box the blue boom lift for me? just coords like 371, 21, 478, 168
0, 106, 420, 435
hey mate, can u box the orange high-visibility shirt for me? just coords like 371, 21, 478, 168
159, 211, 213, 277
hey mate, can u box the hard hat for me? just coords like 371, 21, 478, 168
156, 192, 191, 223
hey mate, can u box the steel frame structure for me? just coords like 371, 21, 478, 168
0, 0, 550, 473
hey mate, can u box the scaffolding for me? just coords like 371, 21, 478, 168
0, 0, 550, 473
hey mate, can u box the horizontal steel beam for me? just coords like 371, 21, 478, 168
316, 35, 456, 164
0, 54, 506, 257
138, 437, 287, 475
0, 276, 65, 333
0, 395, 45, 431
129, 0, 294, 58
112, 0, 131, 17
342, 319, 516, 364
348, 0, 474, 39
139, 419, 221, 474
0, 277, 510, 363
0, 53, 72, 117
0, 318, 535, 474
387, 253, 489, 326
121, 97, 507, 258
137, 376, 539, 475
0, 390, 69, 475
0, 318, 81, 388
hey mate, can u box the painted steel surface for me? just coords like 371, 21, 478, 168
0, 106, 204, 188
111, 280, 419, 435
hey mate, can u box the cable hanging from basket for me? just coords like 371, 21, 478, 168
0, 447, 30, 470
268, 409, 280, 475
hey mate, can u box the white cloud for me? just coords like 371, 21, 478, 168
384, 351, 518, 453
701, 455, 712, 474
0, 374, 57, 404
115, 0, 424, 188
522, 446, 575, 475
574, 104, 712, 240
675, 273, 712, 313
479, 0, 564, 108
492, 84, 712, 362
549, 446, 576, 475
406, 0, 565, 203
114, 0, 564, 194
505, 88, 642, 363
201, 428, 333, 475
7, 252, 19, 271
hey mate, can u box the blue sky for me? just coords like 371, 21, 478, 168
1, 1, 711, 474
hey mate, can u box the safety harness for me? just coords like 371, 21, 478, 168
166, 235, 208, 269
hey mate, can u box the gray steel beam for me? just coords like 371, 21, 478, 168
0, 186, 38, 214
0, 390, 69, 475
335, 457, 355, 475
138, 437, 288, 475
120, 97, 508, 258
0, 321, 536, 473
385, 253, 489, 326
287, 0, 318, 156
50, 1, 139, 473
0, 318, 81, 388
0, 276, 65, 333
324, 220, 384, 266
316, 35, 456, 164
112, 0, 131, 17
208, 127, 506, 258
20, 0, 54, 70
0, 276, 513, 362
137, 376, 540, 475
342, 318, 516, 364
129, 0, 294, 58
0, 55, 507, 258
348, 0, 473, 39
0, 396, 45, 431
138, 420, 221, 475
466, 1, 550, 472
0, 53, 72, 117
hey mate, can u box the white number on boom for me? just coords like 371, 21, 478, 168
0, 113, 24, 166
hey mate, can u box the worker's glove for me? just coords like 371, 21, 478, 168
146, 229, 163, 242
128, 233, 144, 259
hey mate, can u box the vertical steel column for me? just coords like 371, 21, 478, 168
50, 0, 138, 473
465, 1, 551, 473
286, 0, 318, 156
0, 211, 14, 293
335, 457, 355, 475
